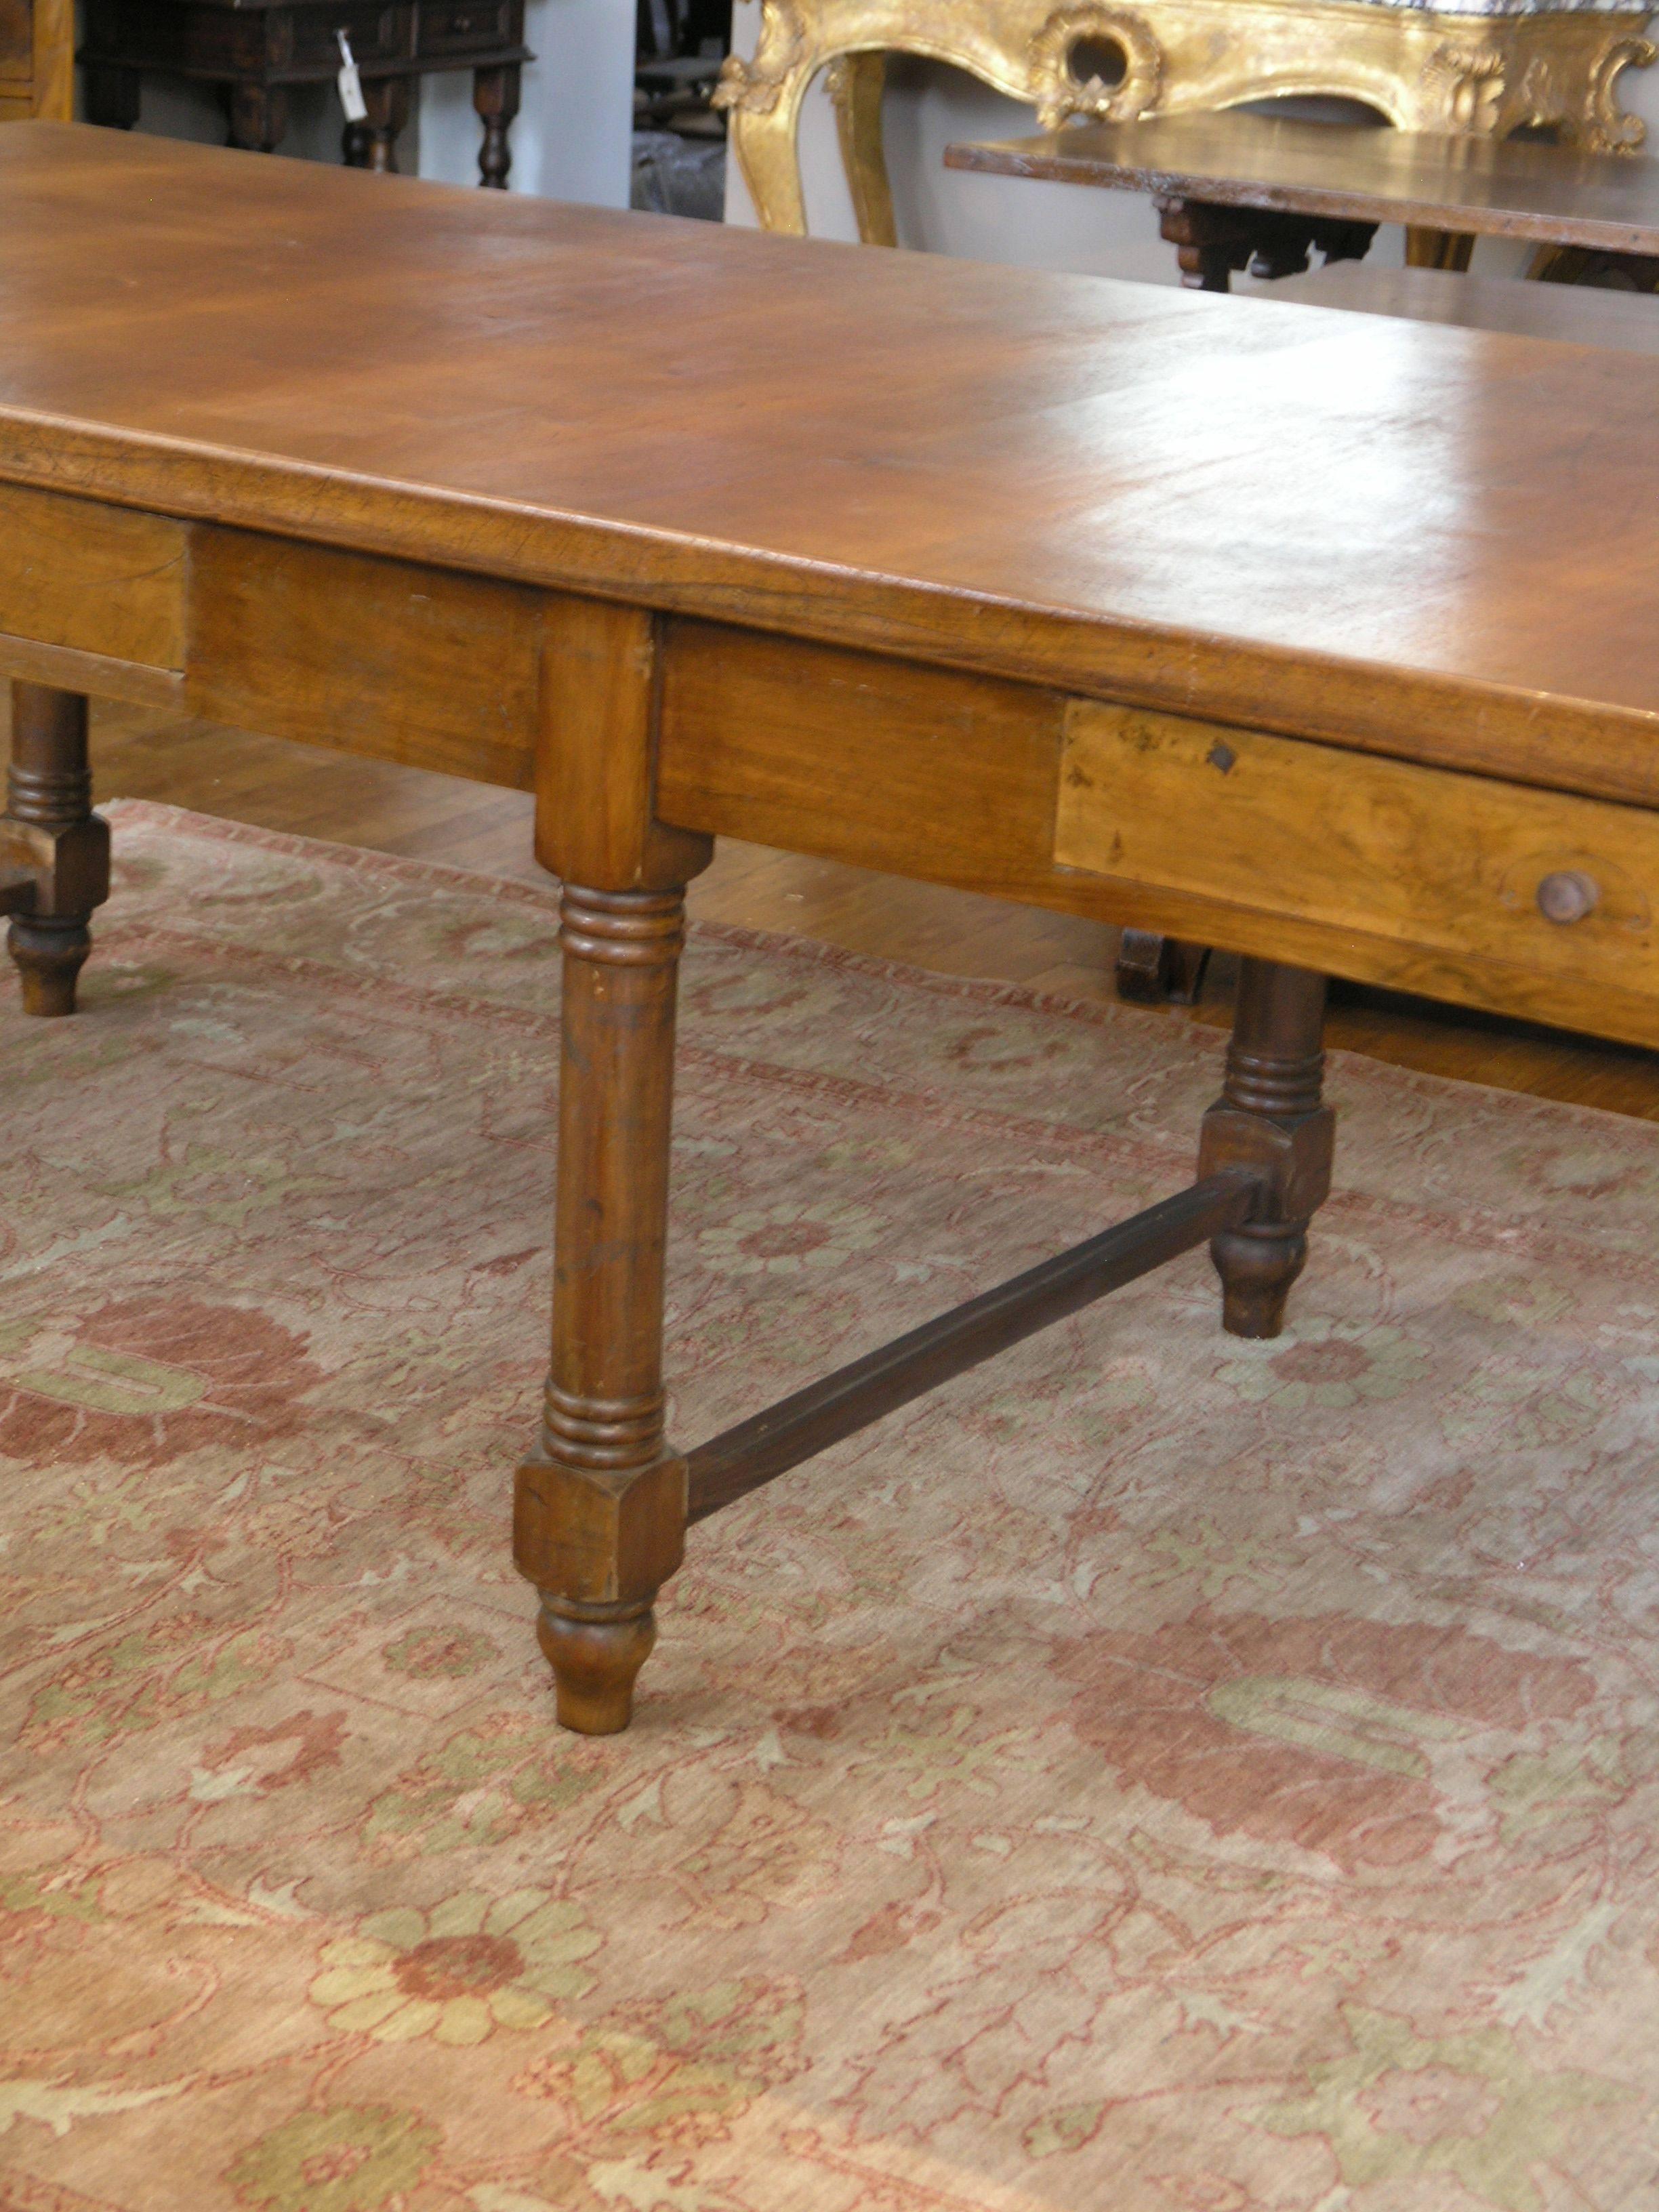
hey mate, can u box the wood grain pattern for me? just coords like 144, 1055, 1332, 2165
1057, 702, 1659, 1047
944, 111, 1659, 258
73, 704, 1659, 1128
660, 621, 1659, 1047
12, 119, 1659, 1735
516, 596, 708, 1732
515, 882, 694, 1735
534, 595, 712, 892
186, 528, 542, 789
1, 125, 1657, 791
0, 631, 182, 709
659, 619, 1068, 898
0, 483, 185, 672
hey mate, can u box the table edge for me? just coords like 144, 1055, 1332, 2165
2, 399, 1655, 808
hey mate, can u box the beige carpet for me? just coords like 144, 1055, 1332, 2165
1, 800, 1657, 2212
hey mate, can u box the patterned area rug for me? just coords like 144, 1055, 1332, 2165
3, 801, 1658, 2212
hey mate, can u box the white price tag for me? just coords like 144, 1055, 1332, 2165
335, 31, 368, 124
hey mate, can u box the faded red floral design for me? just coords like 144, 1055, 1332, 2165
0, 806, 1656, 2212
199, 1710, 350, 1795
512, 1977, 807, 2152
1054, 1608, 1598, 1871
664, 1780, 840, 1931
0, 1296, 320, 1469
380, 1625, 501, 1679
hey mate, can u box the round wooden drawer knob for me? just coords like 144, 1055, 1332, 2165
1536, 870, 1599, 924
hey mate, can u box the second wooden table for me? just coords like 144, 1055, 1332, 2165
945, 109, 1659, 287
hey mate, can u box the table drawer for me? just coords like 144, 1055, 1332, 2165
287, 3, 407, 67
1057, 700, 1659, 1008
0, 482, 185, 673
416, 0, 514, 54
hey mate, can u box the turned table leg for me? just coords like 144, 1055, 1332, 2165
474, 64, 520, 189
226, 83, 289, 155
1197, 960, 1334, 1338
514, 882, 691, 1734
5, 684, 110, 1017
518, 594, 712, 1732
344, 77, 411, 171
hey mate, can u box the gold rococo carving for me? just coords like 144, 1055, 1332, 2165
1027, 5, 1164, 127
720, 0, 1654, 236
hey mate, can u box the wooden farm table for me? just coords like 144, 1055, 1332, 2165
944, 109, 1659, 289
8, 123, 1659, 1734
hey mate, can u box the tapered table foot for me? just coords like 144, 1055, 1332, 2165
537, 1599, 657, 1735
9, 916, 93, 1017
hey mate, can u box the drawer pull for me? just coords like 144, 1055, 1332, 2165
1537, 870, 1600, 924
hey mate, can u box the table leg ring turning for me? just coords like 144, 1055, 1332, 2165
2, 682, 110, 1017
521, 921, 1336, 1732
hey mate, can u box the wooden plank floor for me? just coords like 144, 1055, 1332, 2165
55, 699, 1659, 1124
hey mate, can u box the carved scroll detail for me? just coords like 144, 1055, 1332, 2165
1028, 5, 1163, 127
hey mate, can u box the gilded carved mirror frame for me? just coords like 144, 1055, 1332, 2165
716, 0, 1655, 245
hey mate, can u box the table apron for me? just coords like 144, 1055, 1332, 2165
3, 490, 1658, 1049
0, 493, 541, 792
657, 616, 1659, 1050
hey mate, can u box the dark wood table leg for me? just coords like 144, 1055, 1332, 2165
1309, 218, 1377, 270
516, 598, 714, 1734
1116, 930, 1210, 1005
344, 77, 411, 171
1156, 194, 1257, 291
226, 83, 289, 154
474, 62, 520, 188
3, 684, 110, 1017
83, 64, 140, 129
1197, 959, 1333, 1336
1156, 197, 1378, 293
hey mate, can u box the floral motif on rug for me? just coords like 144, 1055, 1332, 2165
1, 800, 1658, 2212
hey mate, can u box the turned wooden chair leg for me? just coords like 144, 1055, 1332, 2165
514, 883, 690, 1735
5, 684, 110, 1017
1196, 959, 1334, 1338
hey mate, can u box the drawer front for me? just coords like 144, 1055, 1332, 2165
186, 527, 542, 793
0, 482, 186, 672
415, 0, 514, 54
1057, 700, 1659, 1004
287, 3, 406, 67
